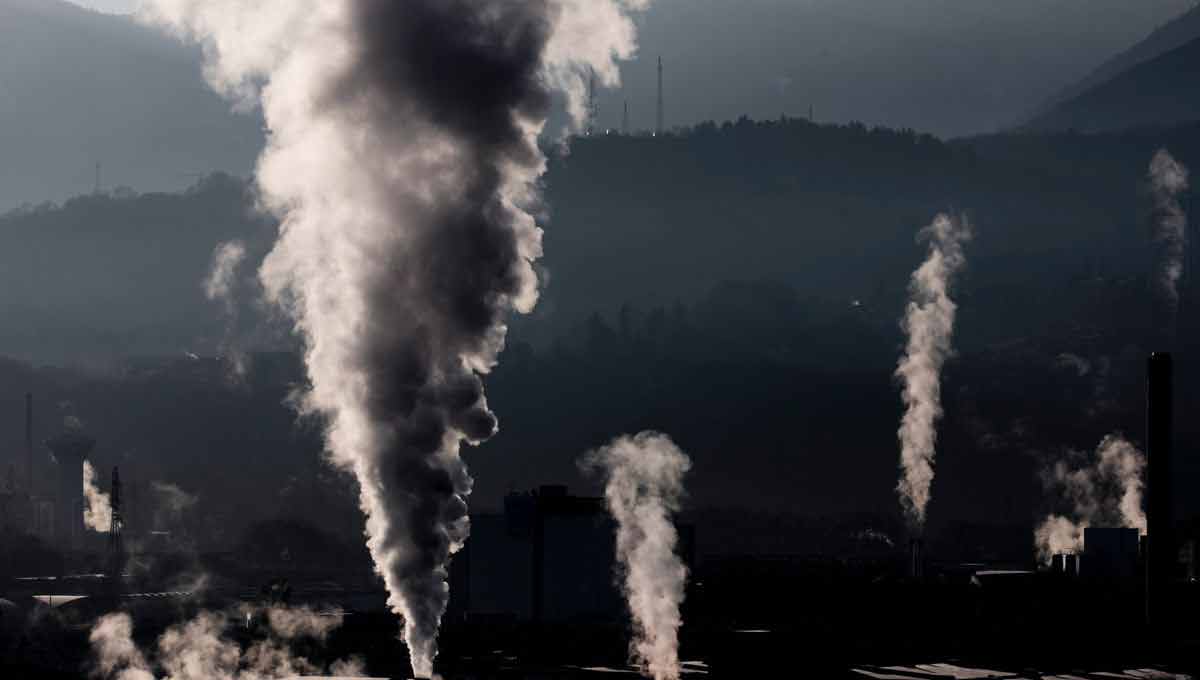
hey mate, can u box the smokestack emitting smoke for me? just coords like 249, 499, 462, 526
583, 432, 691, 680
83, 459, 112, 533
1034, 434, 1146, 563
1148, 149, 1189, 320
143, 1, 651, 675
895, 213, 972, 529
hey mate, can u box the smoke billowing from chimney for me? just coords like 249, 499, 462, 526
895, 213, 972, 529
83, 459, 112, 533
143, 1, 650, 675
1148, 149, 1189, 316
584, 432, 691, 680
1034, 434, 1146, 563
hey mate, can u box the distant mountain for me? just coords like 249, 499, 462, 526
1023, 35, 1200, 133
1033, 3, 1200, 119
0, 0, 261, 210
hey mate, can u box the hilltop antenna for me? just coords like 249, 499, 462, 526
93, 163, 102, 195
656, 56, 664, 136
622, 100, 630, 135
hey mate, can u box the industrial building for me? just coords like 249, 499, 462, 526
448, 484, 694, 624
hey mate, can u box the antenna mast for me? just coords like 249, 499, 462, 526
656, 56, 664, 136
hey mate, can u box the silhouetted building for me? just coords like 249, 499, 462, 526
47, 427, 95, 550
1083, 527, 1139, 581
450, 485, 639, 624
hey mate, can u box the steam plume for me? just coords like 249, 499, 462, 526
143, 1, 650, 675
83, 460, 112, 533
1034, 434, 1145, 562
584, 432, 691, 680
203, 239, 251, 374
89, 605, 354, 680
203, 240, 247, 308
1148, 149, 1189, 316
895, 213, 972, 529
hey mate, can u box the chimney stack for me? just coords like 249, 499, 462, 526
909, 537, 924, 580
656, 56, 663, 136
1146, 352, 1174, 627
25, 393, 32, 492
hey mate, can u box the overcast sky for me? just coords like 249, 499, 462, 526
66, 0, 1197, 136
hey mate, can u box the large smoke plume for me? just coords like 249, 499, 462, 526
584, 432, 691, 680
1148, 149, 1190, 320
143, 1, 649, 675
83, 459, 112, 533
895, 213, 972, 529
89, 605, 359, 680
1034, 434, 1146, 563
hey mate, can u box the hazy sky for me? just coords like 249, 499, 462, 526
72, 0, 136, 13
69, 0, 1196, 136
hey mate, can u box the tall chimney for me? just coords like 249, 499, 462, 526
25, 393, 32, 492
909, 537, 924, 580
656, 56, 663, 136
1146, 352, 1174, 627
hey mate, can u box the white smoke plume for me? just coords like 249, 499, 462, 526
1034, 434, 1146, 563
83, 459, 113, 533
584, 432, 691, 680
89, 605, 353, 680
89, 612, 154, 680
895, 213, 972, 529
1148, 149, 1189, 315
203, 239, 251, 375
203, 240, 247, 307
150, 480, 197, 530
142, 2, 651, 676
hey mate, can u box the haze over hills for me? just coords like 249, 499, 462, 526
1032, 2, 1200, 119
0, 0, 260, 210
1024, 35, 1200, 133
1, 0, 1195, 210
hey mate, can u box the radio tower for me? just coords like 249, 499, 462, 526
107, 466, 124, 579
622, 100, 630, 135
656, 56, 664, 136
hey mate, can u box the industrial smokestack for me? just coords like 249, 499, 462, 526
909, 537, 924, 580
1146, 352, 1173, 627
25, 392, 32, 492
145, 2, 652, 676
656, 55, 664, 135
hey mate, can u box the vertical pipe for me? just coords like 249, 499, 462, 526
25, 392, 32, 493
1146, 352, 1174, 627
656, 56, 663, 136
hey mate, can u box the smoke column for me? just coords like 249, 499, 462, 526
1148, 149, 1190, 321
143, 1, 650, 675
584, 432, 691, 680
895, 213, 972, 529
1034, 434, 1146, 562
83, 459, 112, 533
203, 239, 250, 375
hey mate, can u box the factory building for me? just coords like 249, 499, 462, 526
448, 484, 694, 624
449, 485, 622, 623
